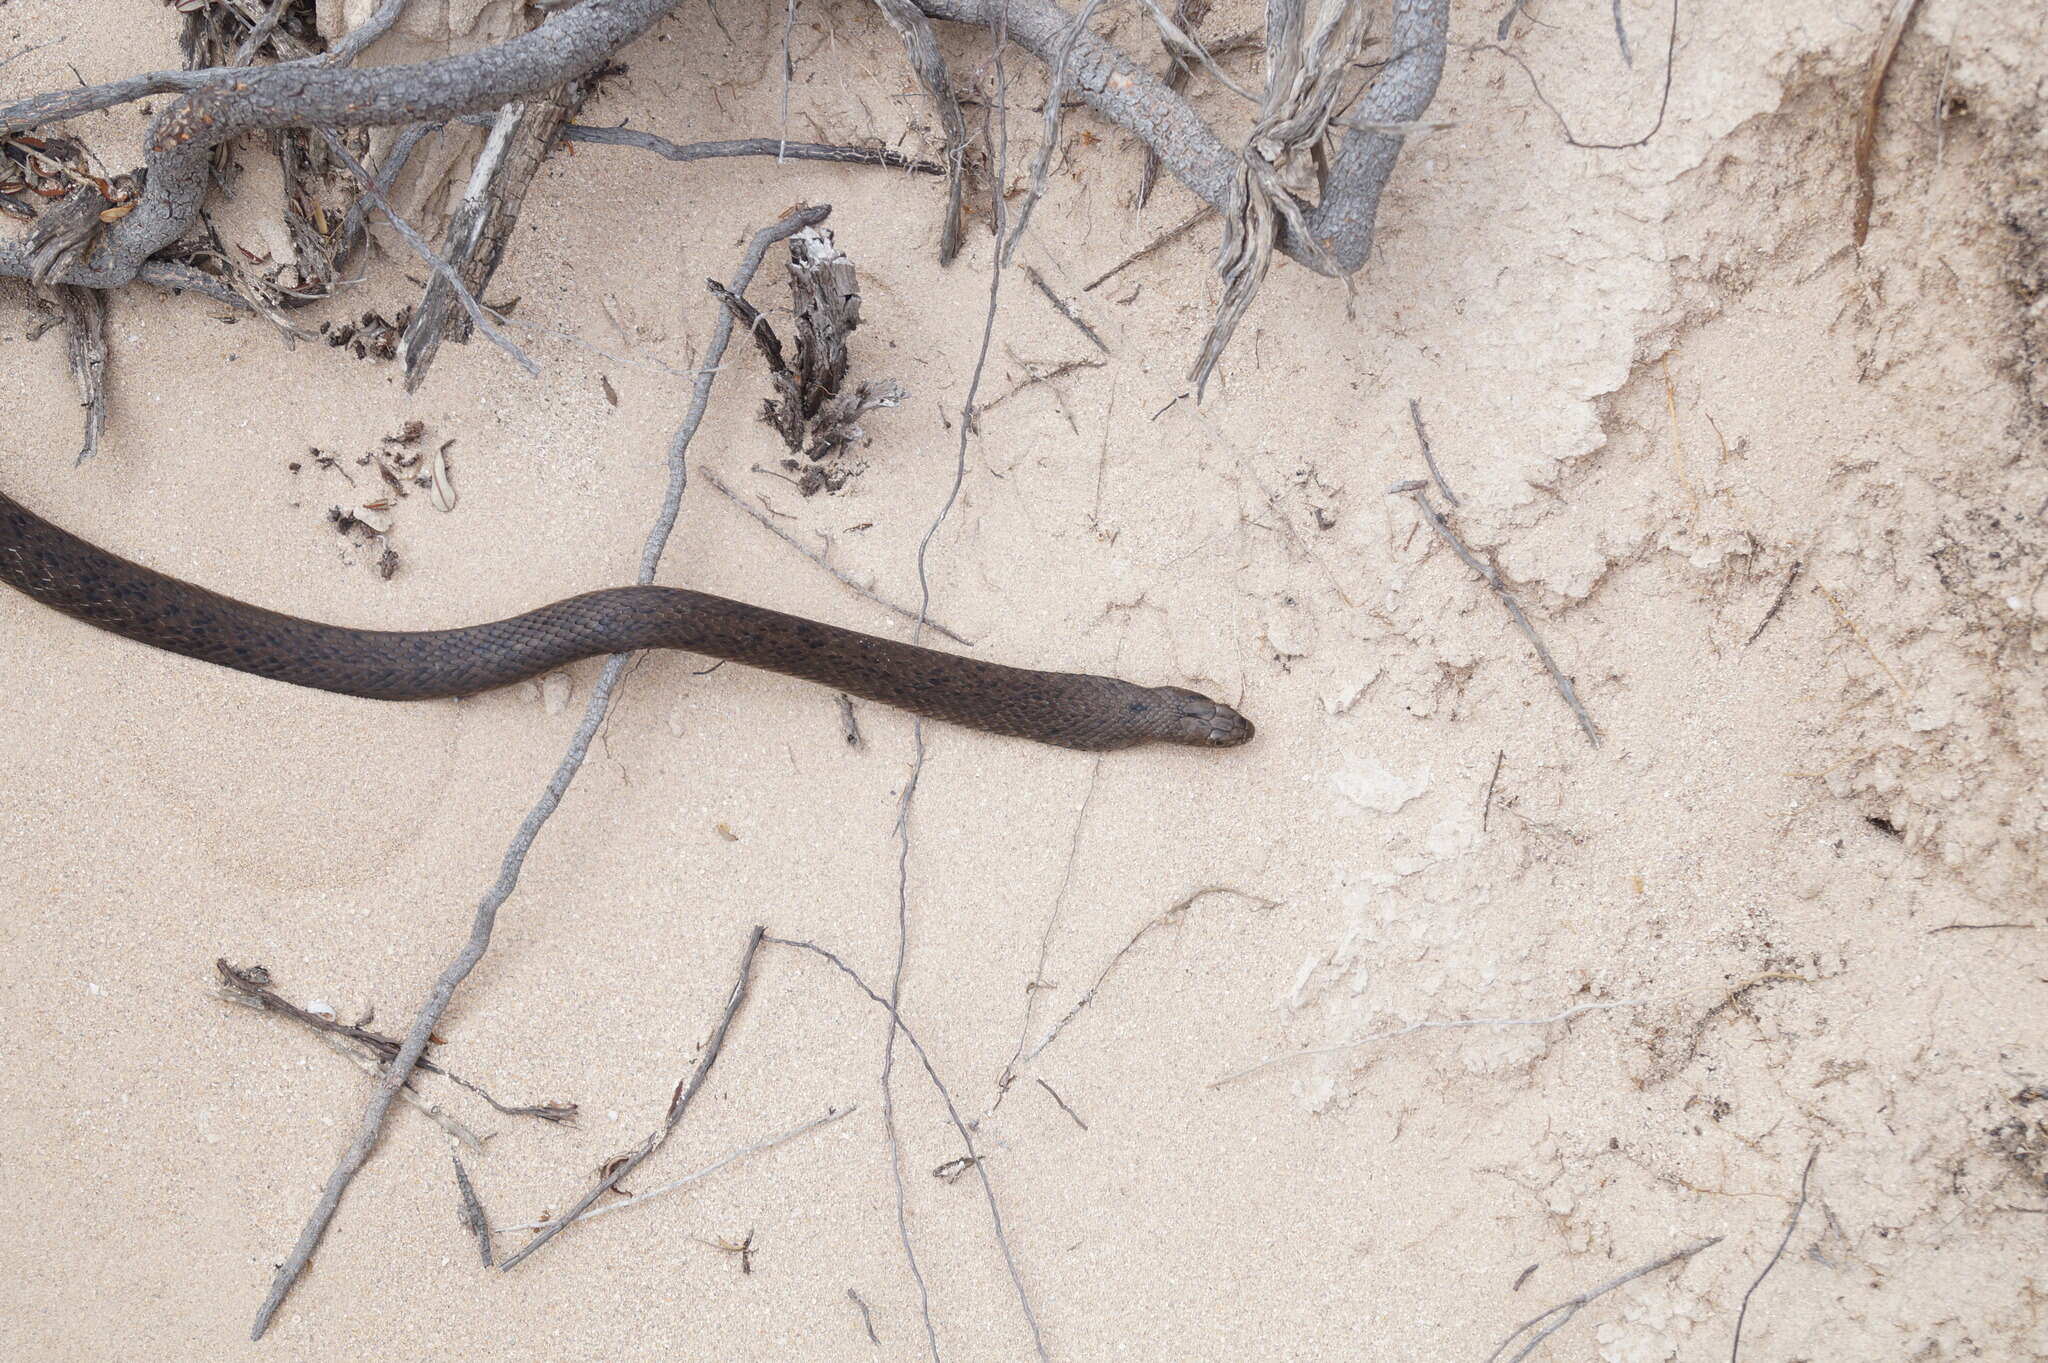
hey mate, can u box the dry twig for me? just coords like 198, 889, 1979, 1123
401, 74, 579, 389
769, 936, 1045, 1361
848, 1286, 883, 1344
213, 959, 573, 1123
701, 469, 972, 645
1024, 887, 1277, 1077
316, 129, 539, 378
1408, 396, 1458, 505
1485, 1237, 1722, 1363
1728, 1150, 1818, 1361
535, 122, 945, 174
1491, 0, 1678, 151
872, 23, 1030, 1356
54, 285, 108, 465
1136, 0, 1212, 207
1392, 481, 1600, 746
1083, 207, 1213, 291
1022, 263, 1110, 353
498, 927, 768, 1271
1003, 0, 1108, 266
1928, 921, 2040, 934
1035, 1077, 1089, 1130
869, 0, 969, 263
492, 1106, 853, 1235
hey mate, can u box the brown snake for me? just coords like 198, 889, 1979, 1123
0, 488, 1253, 751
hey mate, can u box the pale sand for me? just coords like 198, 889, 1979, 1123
3, 1, 2044, 1358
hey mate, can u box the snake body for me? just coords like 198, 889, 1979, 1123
0, 489, 1252, 751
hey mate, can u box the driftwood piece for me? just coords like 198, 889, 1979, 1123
713, 227, 905, 486
399, 78, 581, 390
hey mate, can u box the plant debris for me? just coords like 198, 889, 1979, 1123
306, 421, 458, 579
711, 225, 905, 495
321, 308, 413, 362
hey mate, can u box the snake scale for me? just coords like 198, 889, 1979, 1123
0, 488, 1253, 751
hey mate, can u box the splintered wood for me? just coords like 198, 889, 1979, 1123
713, 226, 905, 493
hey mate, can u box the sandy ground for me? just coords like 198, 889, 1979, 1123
3, 1, 2044, 1358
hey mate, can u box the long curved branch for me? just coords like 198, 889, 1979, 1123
1, 0, 1446, 287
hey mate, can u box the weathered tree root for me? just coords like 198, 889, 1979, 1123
3, 0, 688, 289
0, 240, 247, 307
922, 0, 1446, 274
0, 0, 1446, 294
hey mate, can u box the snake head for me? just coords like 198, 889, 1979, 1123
1151, 686, 1255, 748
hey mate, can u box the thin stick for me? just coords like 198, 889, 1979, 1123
1135, 0, 1210, 208
1211, 995, 1658, 1089
1928, 921, 2040, 933
848, 1287, 882, 1344
553, 124, 944, 174
1853, 0, 1926, 247
401, 82, 577, 390
973, 355, 1106, 422
778, 0, 798, 160
0, 37, 62, 73
869, 0, 969, 262
499, 926, 768, 1271
491, 1106, 853, 1234
1022, 264, 1110, 354
1729, 1150, 1817, 1361
455, 114, 947, 173
993, 764, 1108, 1104
1082, 207, 1212, 291
452, 1155, 493, 1267
1393, 482, 1600, 746
1035, 1077, 1088, 1130
1129, 0, 1256, 101
1002, 0, 1106, 266
1744, 561, 1802, 647
1813, 579, 1905, 694
246, 205, 824, 1340
1018, 886, 1272, 1081
1486, 1237, 1722, 1363
230, 0, 294, 67
701, 469, 973, 646
1492, 0, 1677, 151
334, 119, 439, 271
294, 1020, 487, 1149
1481, 748, 1504, 831
325, 0, 413, 66
214, 959, 574, 1123
57, 285, 108, 465
768, 937, 1045, 1361
1407, 397, 1459, 506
